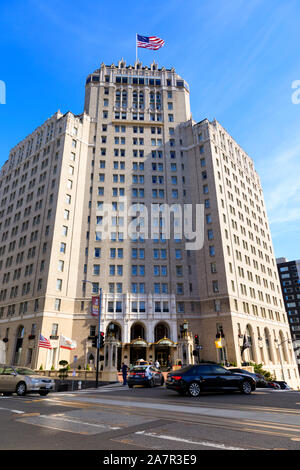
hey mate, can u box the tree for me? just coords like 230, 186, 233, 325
250, 362, 275, 381
58, 360, 69, 380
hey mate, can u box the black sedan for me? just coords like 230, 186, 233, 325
128, 365, 164, 388
166, 364, 256, 397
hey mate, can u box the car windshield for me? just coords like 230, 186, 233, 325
131, 367, 147, 372
14, 368, 39, 376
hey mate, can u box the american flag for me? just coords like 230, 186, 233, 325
38, 334, 52, 349
137, 35, 165, 50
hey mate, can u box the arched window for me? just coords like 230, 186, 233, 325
264, 328, 272, 362
106, 322, 122, 341
115, 89, 121, 108
154, 322, 170, 342
279, 330, 288, 362
245, 325, 254, 361
122, 90, 127, 108
132, 90, 138, 109
131, 323, 145, 341
13, 325, 25, 365
139, 91, 144, 109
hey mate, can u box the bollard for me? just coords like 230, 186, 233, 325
78, 380, 82, 390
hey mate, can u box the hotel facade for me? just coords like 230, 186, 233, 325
0, 60, 299, 388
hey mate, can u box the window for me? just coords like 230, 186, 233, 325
211, 262, 217, 273
212, 280, 219, 293
94, 248, 101, 258
93, 265, 100, 275
58, 260, 64, 272
209, 245, 215, 256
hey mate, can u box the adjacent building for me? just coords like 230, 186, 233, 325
277, 257, 300, 369
0, 59, 299, 388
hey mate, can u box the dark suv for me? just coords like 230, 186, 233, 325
166, 364, 256, 397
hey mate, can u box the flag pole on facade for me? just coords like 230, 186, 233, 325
241, 334, 251, 360
136, 33, 138, 62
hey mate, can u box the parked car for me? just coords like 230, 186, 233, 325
228, 368, 268, 388
274, 381, 292, 390
0, 364, 55, 396
128, 365, 164, 388
134, 359, 149, 366
166, 364, 256, 397
266, 381, 281, 390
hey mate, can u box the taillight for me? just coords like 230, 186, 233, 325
172, 376, 182, 381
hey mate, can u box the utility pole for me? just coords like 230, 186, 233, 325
82, 280, 102, 388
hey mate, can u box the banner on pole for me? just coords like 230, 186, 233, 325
91, 296, 100, 317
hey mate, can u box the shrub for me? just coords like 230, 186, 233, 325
58, 360, 69, 380
250, 362, 275, 381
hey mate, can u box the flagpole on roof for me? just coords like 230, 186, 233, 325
136, 33, 138, 63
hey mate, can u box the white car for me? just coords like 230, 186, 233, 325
0, 364, 55, 396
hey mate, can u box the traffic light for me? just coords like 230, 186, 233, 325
92, 336, 98, 348
99, 331, 105, 348
194, 334, 199, 345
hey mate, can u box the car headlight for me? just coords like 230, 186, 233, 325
31, 378, 41, 384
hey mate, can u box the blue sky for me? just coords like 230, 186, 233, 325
0, 0, 300, 260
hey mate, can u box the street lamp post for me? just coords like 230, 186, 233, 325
82, 280, 102, 389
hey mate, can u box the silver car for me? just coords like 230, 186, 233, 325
0, 364, 55, 396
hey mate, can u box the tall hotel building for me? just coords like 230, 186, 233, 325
0, 59, 299, 388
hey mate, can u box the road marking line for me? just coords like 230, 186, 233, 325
0, 407, 25, 414
39, 415, 121, 430
135, 430, 245, 450
16, 413, 40, 418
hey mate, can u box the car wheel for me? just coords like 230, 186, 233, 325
39, 391, 49, 396
188, 382, 201, 397
16, 382, 27, 397
148, 378, 155, 388
128, 385, 133, 388
241, 380, 252, 395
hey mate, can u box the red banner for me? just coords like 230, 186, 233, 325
92, 296, 100, 316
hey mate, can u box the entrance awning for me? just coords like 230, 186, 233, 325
129, 337, 148, 348
153, 337, 177, 347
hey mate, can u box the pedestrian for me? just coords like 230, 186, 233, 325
155, 360, 160, 369
121, 362, 128, 386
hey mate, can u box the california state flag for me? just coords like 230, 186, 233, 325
60, 335, 77, 350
